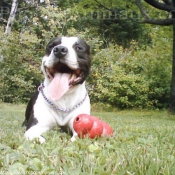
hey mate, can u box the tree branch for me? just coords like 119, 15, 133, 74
173, 0, 175, 7
0, 18, 7, 25
5, 0, 18, 35
94, 0, 112, 11
163, 0, 173, 6
142, 18, 173, 25
144, 0, 175, 12
135, 0, 149, 19
137, 0, 174, 26
2, 0, 11, 6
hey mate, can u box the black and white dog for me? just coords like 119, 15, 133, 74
23, 37, 91, 143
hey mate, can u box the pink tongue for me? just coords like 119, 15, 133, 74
48, 73, 70, 101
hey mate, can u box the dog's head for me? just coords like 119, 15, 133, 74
41, 37, 91, 100
42, 37, 91, 85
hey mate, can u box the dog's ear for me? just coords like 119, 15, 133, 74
78, 38, 91, 55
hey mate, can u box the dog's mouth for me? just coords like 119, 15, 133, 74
44, 62, 84, 101
45, 62, 83, 86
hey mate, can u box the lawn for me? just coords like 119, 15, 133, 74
0, 103, 175, 175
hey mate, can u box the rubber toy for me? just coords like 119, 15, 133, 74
73, 114, 113, 138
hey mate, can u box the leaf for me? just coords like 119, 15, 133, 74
9, 162, 28, 174
88, 143, 100, 153
0, 144, 11, 151
29, 158, 43, 171
67, 167, 81, 175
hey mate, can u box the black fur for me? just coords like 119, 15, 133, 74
22, 91, 39, 129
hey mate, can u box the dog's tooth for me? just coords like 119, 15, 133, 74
69, 74, 75, 82
69, 74, 80, 86
73, 77, 82, 84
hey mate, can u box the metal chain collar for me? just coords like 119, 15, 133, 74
38, 83, 88, 113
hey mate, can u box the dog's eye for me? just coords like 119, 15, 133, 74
48, 44, 54, 50
74, 45, 83, 51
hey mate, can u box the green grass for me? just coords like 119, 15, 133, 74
0, 103, 175, 175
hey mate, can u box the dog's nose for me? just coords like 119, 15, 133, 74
53, 46, 68, 58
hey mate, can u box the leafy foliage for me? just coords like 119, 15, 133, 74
71, 0, 151, 47
88, 38, 171, 109
0, 29, 42, 103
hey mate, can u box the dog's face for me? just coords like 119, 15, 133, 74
41, 37, 91, 101
42, 37, 91, 85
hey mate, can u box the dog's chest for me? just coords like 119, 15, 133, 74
37, 84, 88, 125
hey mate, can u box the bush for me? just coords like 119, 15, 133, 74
0, 30, 43, 103
87, 41, 171, 109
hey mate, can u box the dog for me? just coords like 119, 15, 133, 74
23, 37, 91, 143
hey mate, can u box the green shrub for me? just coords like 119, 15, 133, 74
0, 30, 43, 103
87, 42, 171, 109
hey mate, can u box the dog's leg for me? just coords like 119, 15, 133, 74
70, 130, 78, 142
68, 117, 78, 142
24, 125, 50, 144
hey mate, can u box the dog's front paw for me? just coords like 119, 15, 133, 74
37, 136, 46, 144
70, 133, 78, 142
24, 131, 45, 144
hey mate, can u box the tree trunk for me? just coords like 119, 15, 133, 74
5, 0, 18, 35
170, 13, 175, 112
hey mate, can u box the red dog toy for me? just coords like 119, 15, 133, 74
73, 114, 113, 138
